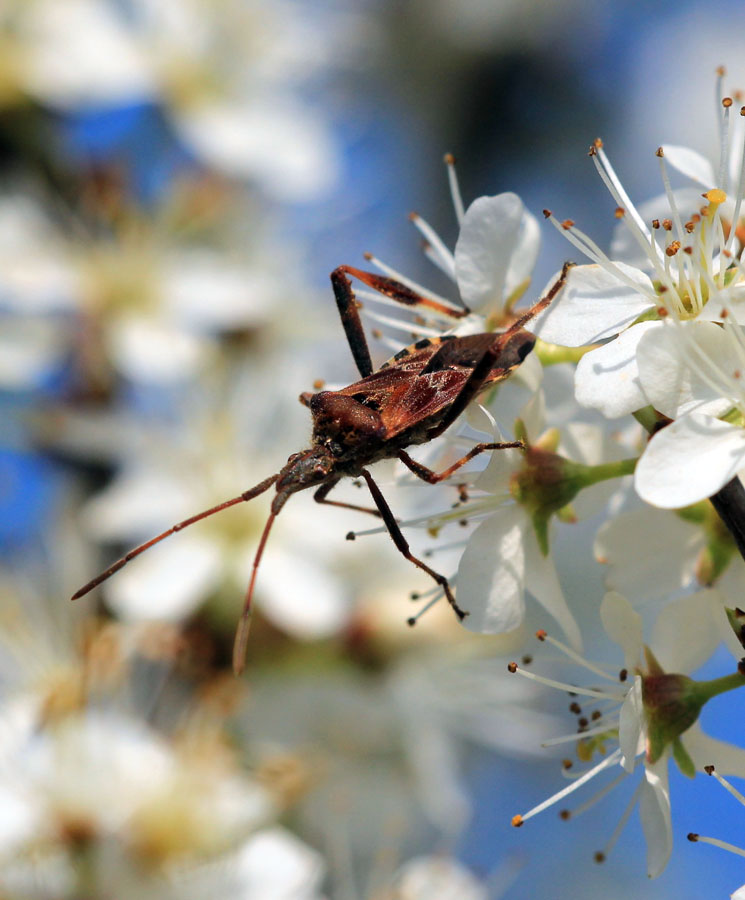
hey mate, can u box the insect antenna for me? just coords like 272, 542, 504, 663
70, 473, 280, 601
508, 260, 574, 333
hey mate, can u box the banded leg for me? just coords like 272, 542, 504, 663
398, 442, 523, 485
359, 468, 466, 621
329, 265, 468, 379
313, 479, 381, 517
417, 262, 574, 441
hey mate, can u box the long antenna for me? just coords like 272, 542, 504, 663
509, 260, 574, 333
70, 473, 280, 601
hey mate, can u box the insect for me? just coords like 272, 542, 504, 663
72, 261, 572, 673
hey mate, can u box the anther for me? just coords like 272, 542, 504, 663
313, 379, 325, 390
665, 241, 681, 257
543, 208, 552, 218
363, 251, 373, 260
521, 654, 533, 665
717, 65, 726, 77
619, 668, 628, 682
741, 107, 745, 117
594, 851, 606, 864
562, 759, 573, 770
685, 221, 695, 233
346, 531, 356, 541
410, 591, 420, 600
408, 211, 419, 221
656, 147, 664, 158
559, 809, 571, 820
511, 814, 524, 828
652, 218, 660, 229
614, 207, 625, 218
536, 629, 548, 641
578, 717, 589, 729
443, 152, 456, 165
372, 328, 383, 339
591, 710, 602, 721
507, 661, 518, 673
683, 246, 693, 255
723, 97, 734, 108
662, 219, 673, 231
688, 832, 700, 842
704, 765, 716, 775
561, 219, 575, 230
569, 702, 582, 714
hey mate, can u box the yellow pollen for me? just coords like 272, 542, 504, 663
704, 188, 727, 205
511, 814, 524, 827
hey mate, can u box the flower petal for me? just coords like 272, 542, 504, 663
651, 590, 724, 674
533, 263, 654, 346
636, 320, 738, 418
685, 722, 745, 779
575, 321, 660, 418
456, 510, 526, 634
640, 758, 672, 879
595, 508, 700, 603
635, 415, 745, 508
104, 535, 223, 621
600, 591, 642, 670
660, 145, 716, 188
455, 193, 539, 313
523, 527, 581, 650
619, 677, 645, 771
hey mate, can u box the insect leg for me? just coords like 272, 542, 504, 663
418, 262, 573, 442
398, 443, 523, 484
313, 479, 381, 517
337, 265, 468, 320
330, 267, 374, 378
359, 468, 466, 621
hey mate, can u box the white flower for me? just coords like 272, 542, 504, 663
386, 855, 488, 900
534, 89, 745, 420
510, 591, 745, 877
633, 320, 745, 507
595, 503, 745, 618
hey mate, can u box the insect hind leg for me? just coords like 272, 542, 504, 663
359, 468, 466, 621
398, 442, 523, 484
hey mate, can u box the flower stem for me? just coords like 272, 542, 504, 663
580, 457, 638, 486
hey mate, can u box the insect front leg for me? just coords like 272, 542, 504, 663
398, 442, 523, 484
313, 479, 381, 517
359, 468, 466, 621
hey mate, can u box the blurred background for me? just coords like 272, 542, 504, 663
2, 0, 745, 897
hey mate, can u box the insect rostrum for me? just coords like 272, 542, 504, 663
72, 262, 571, 674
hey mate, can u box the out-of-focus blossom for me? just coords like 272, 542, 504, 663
3, 0, 362, 200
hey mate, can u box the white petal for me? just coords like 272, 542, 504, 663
232, 827, 326, 899
618, 677, 644, 771
685, 722, 745, 779
391, 856, 487, 900
252, 547, 350, 640
21, 0, 156, 108
600, 591, 642, 670
523, 527, 581, 650
105, 535, 222, 621
455, 193, 538, 313
174, 99, 339, 202
474, 447, 522, 495
575, 321, 660, 418
635, 415, 745, 508
651, 590, 724, 674
636, 320, 738, 418
163, 254, 274, 331
661, 145, 716, 187
533, 263, 654, 346
731, 886, 745, 900
456, 510, 526, 634
108, 316, 208, 383
595, 508, 700, 603
640, 758, 672, 879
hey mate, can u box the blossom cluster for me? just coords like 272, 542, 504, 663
3, 3, 745, 895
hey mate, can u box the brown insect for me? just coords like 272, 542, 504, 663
72, 262, 572, 673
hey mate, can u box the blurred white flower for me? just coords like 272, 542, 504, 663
7, 0, 354, 199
